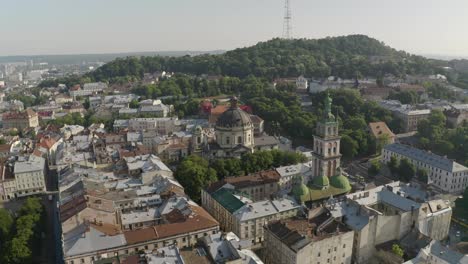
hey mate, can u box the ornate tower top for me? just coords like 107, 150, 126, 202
323, 92, 335, 122
230, 96, 239, 109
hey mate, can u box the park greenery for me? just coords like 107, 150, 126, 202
416, 110, 468, 166
175, 150, 306, 202
0, 197, 45, 264
387, 156, 416, 182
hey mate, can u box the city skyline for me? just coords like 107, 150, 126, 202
2, 0, 468, 58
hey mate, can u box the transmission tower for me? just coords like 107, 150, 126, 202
282, 0, 292, 39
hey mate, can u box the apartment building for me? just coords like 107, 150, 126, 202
2, 109, 39, 130
382, 143, 468, 194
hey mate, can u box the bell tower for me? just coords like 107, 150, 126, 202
312, 93, 341, 178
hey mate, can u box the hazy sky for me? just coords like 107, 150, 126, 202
2, 0, 468, 57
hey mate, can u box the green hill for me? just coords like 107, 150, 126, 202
42, 35, 445, 85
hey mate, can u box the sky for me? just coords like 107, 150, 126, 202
2, 0, 468, 57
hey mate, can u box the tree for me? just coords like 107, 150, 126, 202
416, 168, 428, 183
175, 155, 218, 202
391, 244, 404, 258
0, 209, 13, 242
368, 160, 381, 177
398, 158, 416, 182
387, 156, 399, 176
129, 99, 139, 109
341, 135, 359, 159
369, 250, 404, 264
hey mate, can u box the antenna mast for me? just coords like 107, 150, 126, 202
282, 0, 292, 39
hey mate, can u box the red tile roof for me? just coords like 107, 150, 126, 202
124, 205, 218, 245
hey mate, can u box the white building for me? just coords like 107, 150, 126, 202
404, 240, 468, 264
328, 181, 452, 263
295, 75, 308, 91
382, 143, 468, 194
263, 214, 354, 264
12, 155, 46, 198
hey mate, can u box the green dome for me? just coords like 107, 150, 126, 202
292, 183, 309, 198
330, 174, 351, 191
312, 175, 330, 189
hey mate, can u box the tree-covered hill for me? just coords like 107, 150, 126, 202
62, 35, 442, 84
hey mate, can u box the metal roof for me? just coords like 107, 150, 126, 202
384, 143, 468, 173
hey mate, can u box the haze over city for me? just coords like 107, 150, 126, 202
2, 0, 468, 57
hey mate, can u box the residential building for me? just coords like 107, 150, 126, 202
403, 240, 468, 264
11, 155, 46, 198
382, 143, 468, 194
200, 232, 264, 264
201, 186, 300, 244
263, 212, 354, 264
379, 100, 431, 132
368, 121, 395, 151
327, 182, 452, 263
2, 109, 39, 130
204, 170, 281, 202
445, 104, 468, 127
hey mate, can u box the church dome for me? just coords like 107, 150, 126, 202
330, 174, 351, 191
312, 175, 330, 189
216, 97, 252, 129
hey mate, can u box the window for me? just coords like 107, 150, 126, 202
226, 136, 230, 144
334, 247, 337, 251
318, 252, 321, 257
343, 244, 346, 248
238, 136, 242, 144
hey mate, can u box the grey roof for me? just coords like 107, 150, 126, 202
63, 224, 126, 257
146, 245, 185, 264
378, 189, 421, 211
254, 135, 280, 147
14, 155, 45, 174
233, 197, 300, 222
384, 143, 468, 173
216, 106, 252, 128
427, 240, 468, 264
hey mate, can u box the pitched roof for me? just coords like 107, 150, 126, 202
211, 188, 245, 213
206, 170, 280, 193
368, 121, 395, 139
384, 143, 468, 172
124, 205, 218, 244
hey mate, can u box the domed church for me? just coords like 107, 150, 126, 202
202, 97, 258, 159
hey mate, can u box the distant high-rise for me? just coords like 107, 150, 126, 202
282, 0, 292, 39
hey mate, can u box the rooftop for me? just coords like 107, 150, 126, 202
368, 121, 395, 139
384, 143, 468, 172
233, 196, 300, 222
14, 155, 45, 174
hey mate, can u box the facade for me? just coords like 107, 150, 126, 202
296, 75, 308, 91
368, 121, 395, 150
445, 104, 468, 127
10, 155, 46, 198
327, 182, 452, 263
210, 97, 255, 158
2, 109, 39, 130
201, 187, 300, 244
263, 214, 354, 264
397, 109, 431, 132
382, 143, 468, 194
